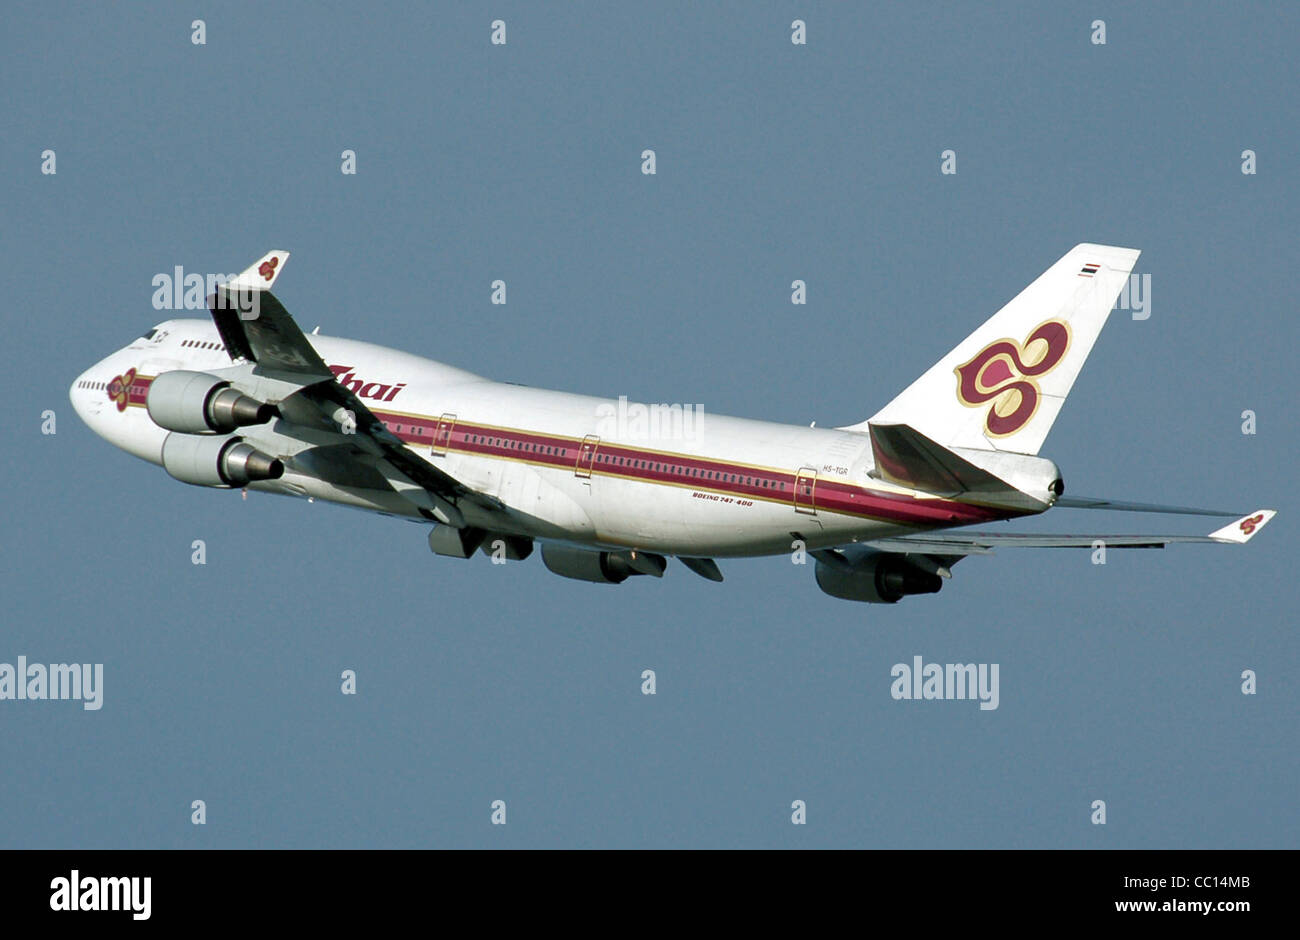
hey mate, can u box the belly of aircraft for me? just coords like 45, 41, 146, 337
460, 461, 901, 557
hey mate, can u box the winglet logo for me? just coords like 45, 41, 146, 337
106, 368, 137, 412
1240, 513, 1265, 536
954, 320, 1071, 437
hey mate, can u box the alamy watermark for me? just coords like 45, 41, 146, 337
151, 265, 260, 318
595, 395, 705, 441
890, 655, 999, 710
1113, 272, 1151, 320
0, 656, 103, 710
50, 870, 150, 920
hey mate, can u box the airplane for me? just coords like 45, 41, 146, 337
69, 244, 1274, 603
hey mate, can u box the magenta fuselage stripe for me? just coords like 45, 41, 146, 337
126, 373, 1012, 526
369, 411, 1013, 526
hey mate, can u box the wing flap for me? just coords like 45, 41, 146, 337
297, 375, 505, 519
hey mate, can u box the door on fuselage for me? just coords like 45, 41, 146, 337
794, 467, 817, 515
431, 413, 456, 456
574, 434, 600, 479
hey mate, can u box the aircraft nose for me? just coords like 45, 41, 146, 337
70, 368, 90, 420
69, 362, 107, 427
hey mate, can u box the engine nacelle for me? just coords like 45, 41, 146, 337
541, 545, 665, 584
147, 370, 276, 434
161, 433, 285, 488
814, 552, 944, 604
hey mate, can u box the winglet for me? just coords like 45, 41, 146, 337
1210, 510, 1277, 544
226, 250, 290, 292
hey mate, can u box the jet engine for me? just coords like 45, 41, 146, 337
541, 544, 666, 584
147, 370, 276, 434
814, 551, 944, 604
161, 433, 284, 488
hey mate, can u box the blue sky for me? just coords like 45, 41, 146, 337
1, 1, 1295, 847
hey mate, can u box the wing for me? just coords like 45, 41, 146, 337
206, 250, 504, 527
863, 509, 1277, 556
208, 250, 334, 377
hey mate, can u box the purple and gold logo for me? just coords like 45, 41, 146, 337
955, 320, 1071, 437
106, 368, 137, 412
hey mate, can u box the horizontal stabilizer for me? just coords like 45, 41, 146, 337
868, 422, 1061, 511
1054, 495, 1240, 517
869, 422, 1000, 494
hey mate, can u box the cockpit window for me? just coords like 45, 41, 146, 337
140, 328, 158, 340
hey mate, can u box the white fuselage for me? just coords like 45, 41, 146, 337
70, 319, 1020, 558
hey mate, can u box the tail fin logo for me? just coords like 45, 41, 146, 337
955, 320, 1071, 437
